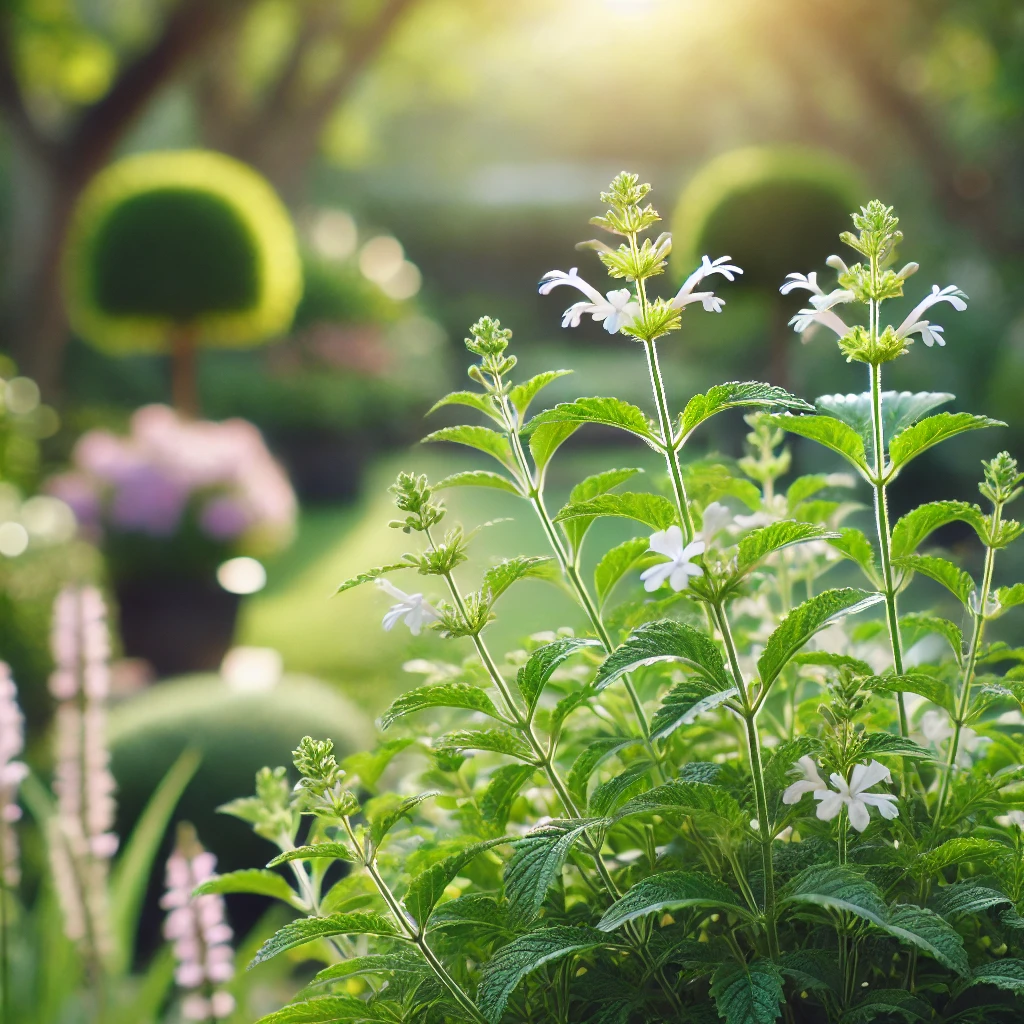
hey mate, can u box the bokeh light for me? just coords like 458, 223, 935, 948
216, 556, 267, 595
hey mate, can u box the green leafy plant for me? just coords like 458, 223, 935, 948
221, 177, 1024, 1023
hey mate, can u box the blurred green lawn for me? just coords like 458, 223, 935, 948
237, 448, 662, 715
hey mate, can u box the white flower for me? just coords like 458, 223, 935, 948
814, 760, 899, 833
538, 268, 640, 333
788, 305, 852, 339
811, 288, 856, 311
377, 579, 440, 636
894, 284, 968, 348
639, 526, 704, 593
995, 810, 1024, 831
670, 255, 743, 313
920, 709, 987, 766
700, 502, 733, 548
780, 271, 824, 298
782, 755, 828, 804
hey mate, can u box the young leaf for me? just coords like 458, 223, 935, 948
868, 673, 953, 715
890, 500, 988, 559
403, 836, 509, 927
596, 619, 732, 692
367, 792, 438, 849
434, 729, 534, 762
509, 369, 573, 419
268, 843, 357, 868
380, 684, 505, 730
785, 474, 833, 510
677, 381, 812, 447
857, 733, 933, 760
515, 636, 603, 715
428, 390, 503, 424
587, 762, 651, 817
763, 414, 869, 476
734, 521, 837, 578
422, 424, 518, 471
554, 492, 677, 532
827, 528, 880, 585
477, 926, 609, 1024
249, 913, 398, 967
567, 737, 638, 807
900, 613, 964, 663
528, 420, 579, 472
894, 554, 974, 606
434, 469, 524, 497
883, 905, 969, 976
562, 467, 644, 552
994, 583, 1024, 616
524, 397, 658, 447
594, 537, 656, 607
918, 838, 1005, 874
504, 819, 606, 927
193, 869, 298, 904
335, 563, 411, 596
598, 871, 749, 932
480, 765, 537, 832
343, 738, 418, 789
709, 959, 784, 1024
650, 680, 738, 740
930, 884, 1011, 919
887, 412, 1004, 474
481, 556, 556, 604
757, 589, 884, 690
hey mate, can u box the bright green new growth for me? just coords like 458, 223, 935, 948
221, 178, 1024, 1024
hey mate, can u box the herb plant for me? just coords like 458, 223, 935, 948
212, 177, 1024, 1023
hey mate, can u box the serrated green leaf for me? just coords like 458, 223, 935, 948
434, 729, 534, 762
596, 619, 732, 692
598, 871, 748, 932
684, 460, 762, 511
335, 564, 411, 596
504, 820, 606, 927
549, 685, 595, 735
480, 765, 536, 832
900, 613, 964, 664
567, 737, 638, 807
890, 500, 988, 558
930, 884, 1011, 918
478, 926, 609, 1023
678, 382, 812, 446
252, 995, 378, 1024
403, 836, 509, 926
267, 844, 357, 868
615, 780, 745, 832
995, 583, 1024, 617
793, 651, 874, 675
778, 949, 841, 997
758, 589, 884, 690
480, 556, 556, 606
562, 467, 644, 552
555, 492, 677, 533
895, 554, 974, 606
650, 680, 738, 740
781, 866, 889, 924
884, 904, 969, 976
434, 469, 523, 496
422, 424, 517, 471
528, 420, 579, 471
430, 893, 510, 935
310, 950, 428, 986
735, 520, 837, 578
516, 636, 603, 715
841, 990, 931, 1023
524, 397, 658, 446
919, 838, 1005, 874
594, 537, 656, 607
858, 732, 933, 760
963, 959, 1024, 996
786, 474, 833, 510
888, 413, 1004, 474
380, 684, 504, 730
342, 739, 417, 789
249, 913, 399, 968
428, 390, 503, 423
587, 762, 651, 817
816, 390, 955, 458
828, 528, 880, 585
709, 959, 784, 1024
193, 869, 298, 903
509, 369, 573, 418
868, 673, 953, 714
367, 793, 437, 849
764, 414, 869, 475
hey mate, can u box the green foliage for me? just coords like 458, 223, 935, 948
677, 382, 813, 445
554, 491, 678, 532
524, 397, 658, 446
764, 414, 869, 476
250, 914, 399, 967
598, 871, 749, 931
888, 413, 1005, 476
709, 959, 784, 1024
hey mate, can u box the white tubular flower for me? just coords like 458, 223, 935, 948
814, 760, 899, 833
700, 502, 733, 548
639, 526, 704, 593
162, 825, 236, 1021
377, 579, 440, 636
789, 306, 852, 338
538, 268, 640, 333
670, 255, 743, 312
811, 288, 856, 312
779, 271, 824, 298
995, 810, 1024, 831
825, 254, 850, 275
895, 284, 968, 347
0, 663, 28, 886
782, 756, 828, 805
920, 710, 986, 766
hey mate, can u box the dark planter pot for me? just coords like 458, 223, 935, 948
115, 576, 240, 678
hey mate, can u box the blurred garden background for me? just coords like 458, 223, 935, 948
1, 0, 1023, 1019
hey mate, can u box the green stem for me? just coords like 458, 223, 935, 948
933, 511, 999, 823
714, 602, 780, 959
867, 358, 909, 737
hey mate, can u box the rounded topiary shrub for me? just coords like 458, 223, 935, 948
64, 150, 302, 411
